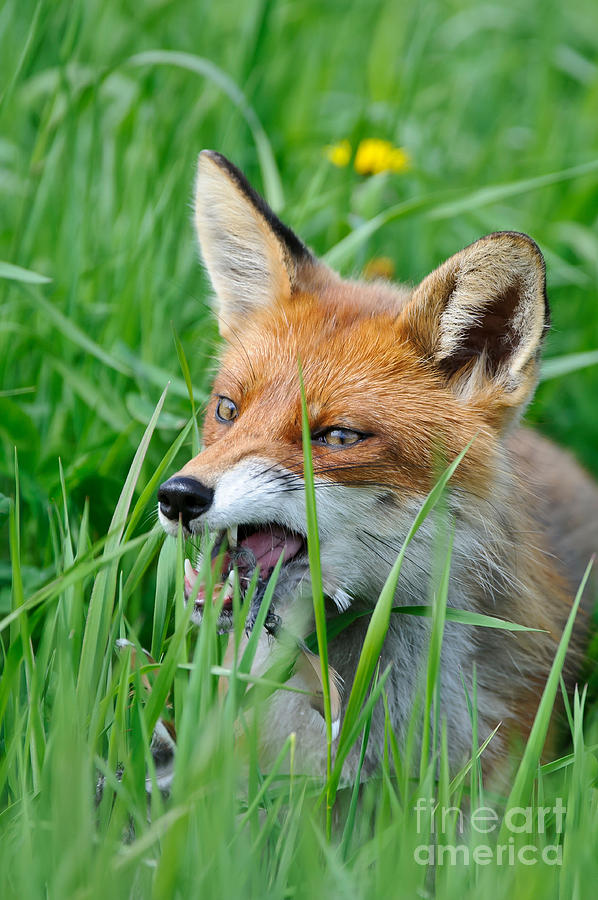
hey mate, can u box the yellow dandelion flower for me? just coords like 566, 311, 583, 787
354, 138, 411, 176
354, 138, 385, 175
325, 139, 352, 168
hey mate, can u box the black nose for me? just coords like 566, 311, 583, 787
157, 476, 214, 529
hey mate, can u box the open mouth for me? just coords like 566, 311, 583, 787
184, 523, 307, 614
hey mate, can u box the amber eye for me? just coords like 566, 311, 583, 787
215, 396, 238, 423
317, 427, 365, 447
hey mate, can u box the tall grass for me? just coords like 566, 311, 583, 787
2, 0, 598, 896
1, 399, 597, 899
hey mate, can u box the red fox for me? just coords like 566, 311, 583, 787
157, 150, 598, 778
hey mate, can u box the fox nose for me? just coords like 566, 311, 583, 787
157, 476, 214, 529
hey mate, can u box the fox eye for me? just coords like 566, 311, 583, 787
215, 396, 238, 423
317, 427, 365, 447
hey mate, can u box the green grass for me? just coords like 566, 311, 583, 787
1, 0, 598, 897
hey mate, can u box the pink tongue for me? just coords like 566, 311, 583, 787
241, 526, 303, 577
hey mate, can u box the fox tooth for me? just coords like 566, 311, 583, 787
223, 569, 235, 600
227, 525, 238, 547
184, 558, 196, 581
228, 570, 238, 591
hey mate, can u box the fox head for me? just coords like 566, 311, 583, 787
158, 150, 548, 630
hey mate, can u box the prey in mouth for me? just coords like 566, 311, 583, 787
183, 523, 308, 633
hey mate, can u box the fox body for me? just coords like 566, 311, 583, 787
158, 151, 598, 778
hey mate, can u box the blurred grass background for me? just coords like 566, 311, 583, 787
1, 2, 598, 896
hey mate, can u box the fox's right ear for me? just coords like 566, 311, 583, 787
194, 151, 313, 339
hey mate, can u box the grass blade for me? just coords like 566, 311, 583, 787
306, 602, 545, 650
323, 194, 451, 269
540, 349, 598, 381
428, 158, 598, 219
420, 522, 453, 777
0, 260, 51, 284
298, 361, 333, 828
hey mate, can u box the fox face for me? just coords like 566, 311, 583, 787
158, 151, 546, 636
156, 150, 579, 773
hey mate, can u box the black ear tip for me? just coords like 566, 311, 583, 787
198, 149, 246, 185
199, 149, 228, 168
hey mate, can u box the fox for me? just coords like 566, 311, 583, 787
156, 149, 598, 782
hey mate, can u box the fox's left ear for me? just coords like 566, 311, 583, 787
403, 232, 548, 429
194, 150, 313, 339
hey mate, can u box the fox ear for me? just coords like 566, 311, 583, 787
194, 150, 312, 338
403, 232, 548, 428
